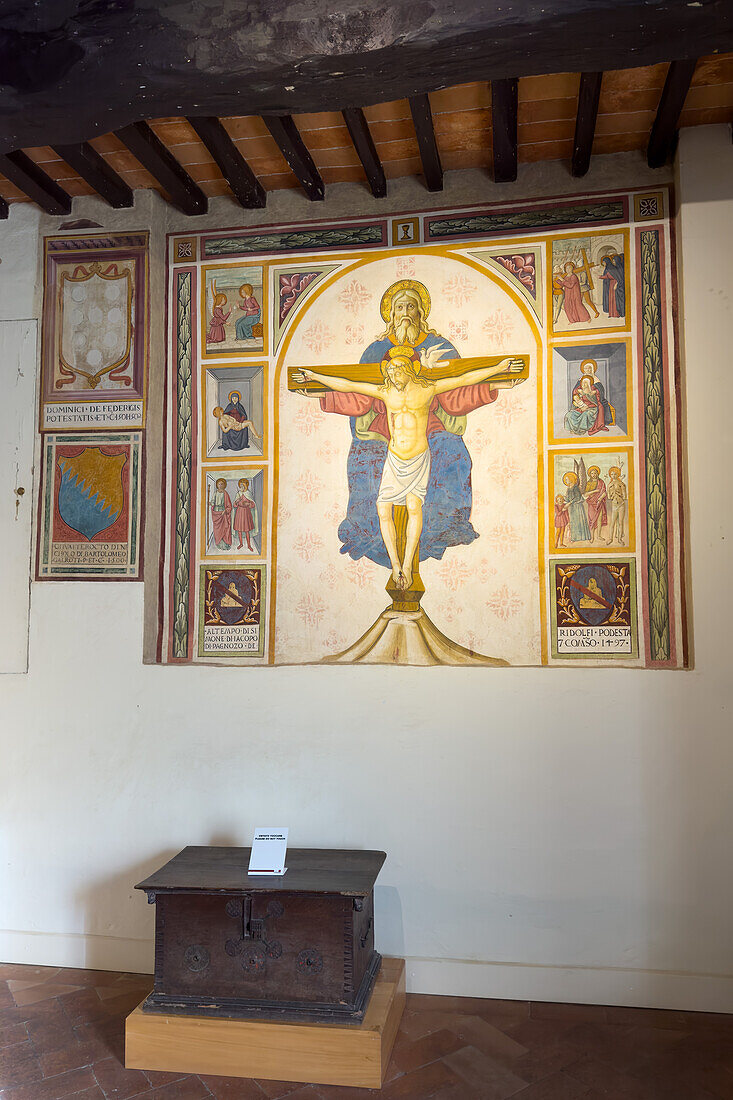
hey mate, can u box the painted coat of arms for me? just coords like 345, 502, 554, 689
40, 234, 148, 431
551, 560, 638, 658
57, 262, 133, 391
37, 433, 142, 579
198, 566, 265, 657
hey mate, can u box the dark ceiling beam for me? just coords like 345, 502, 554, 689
409, 94, 443, 192
571, 72, 603, 178
647, 59, 698, 168
52, 142, 133, 208
263, 116, 324, 201
491, 78, 518, 183
0, 151, 71, 215
115, 121, 208, 216
186, 116, 266, 209
1, 2, 731, 152
342, 108, 386, 198
0, 194, 8, 219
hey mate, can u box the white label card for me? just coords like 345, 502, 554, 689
248, 827, 288, 876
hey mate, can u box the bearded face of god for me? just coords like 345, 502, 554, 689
391, 294, 422, 345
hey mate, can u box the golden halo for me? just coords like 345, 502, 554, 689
228, 391, 241, 402
387, 344, 417, 359
588, 466, 600, 477
580, 359, 598, 375
563, 471, 577, 486
608, 466, 621, 476
380, 279, 431, 323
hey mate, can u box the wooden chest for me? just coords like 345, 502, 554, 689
135, 846, 386, 1024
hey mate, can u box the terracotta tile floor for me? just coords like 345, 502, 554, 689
1, 963, 733, 1099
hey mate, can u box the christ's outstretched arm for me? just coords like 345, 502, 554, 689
432, 357, 526, 395
292, 369, 382, 399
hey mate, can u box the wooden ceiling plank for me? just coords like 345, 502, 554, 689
491, 77, 518, 182
571, 71, 603, 177
115, 121, 208, 215
647, 58, 698, 168
262, 116, 324, 201
408, 94, 443, 192
52, 142, 133, 208
0, 151, 71, 214
342, 107, 387, 197
187, 116, 266, 209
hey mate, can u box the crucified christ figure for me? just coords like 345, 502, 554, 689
293, 346, 525, 590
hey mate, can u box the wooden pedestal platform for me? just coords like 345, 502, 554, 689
125, 957, 405, 1090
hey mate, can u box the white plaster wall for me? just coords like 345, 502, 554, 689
0, 136, 731, 1010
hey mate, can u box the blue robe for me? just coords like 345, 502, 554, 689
221, 400, 249, 450
601, 256, 625, 317
566, 483, 591, 542
333, 333, 481, 568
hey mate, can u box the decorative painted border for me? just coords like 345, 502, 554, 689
639, 227, 671, 663
47, 234, 148, 253
171, 269, 194, 659
203, 223, 387, 257
427, 198, 627, 241
36, 431, 143, 579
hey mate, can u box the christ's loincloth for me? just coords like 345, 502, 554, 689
377, 448, 431, 505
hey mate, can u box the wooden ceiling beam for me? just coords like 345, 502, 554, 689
647, 59, 698, 169
187, 116, 266, 209
0, 151, 71, 215
0, 194, 8, 219
491, 78, 518, 183
571, 72, 603, 178
263, 116, 324, 201
409, 94, 443, 192
115, 121, 208, 216
342, 108, 386, 198
53, 141, 133, 208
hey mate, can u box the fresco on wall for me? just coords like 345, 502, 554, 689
550, 231, 629, 337
154, 190, 688, 668
550, 341, 631, 442
550, 449, 634, 552
202, 264, 264, 355
40, 234, 148, 431
36, 233, 149, 581
37, 432, 142, 578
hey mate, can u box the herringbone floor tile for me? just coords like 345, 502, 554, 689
0, 962, 731, 1098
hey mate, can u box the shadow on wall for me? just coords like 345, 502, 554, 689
74, 850, 178, 975
76, 833, 245, 973
375, 885, 405, 962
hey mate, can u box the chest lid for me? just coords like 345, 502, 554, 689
135, 846, 386, 897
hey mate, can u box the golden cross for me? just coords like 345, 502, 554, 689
575, 247, 599, 291
287, 353, 529, 393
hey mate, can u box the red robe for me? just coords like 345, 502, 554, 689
585, 477, 608, 531
559, 273, 591, 323
234, 496, 255, 534
211, 490, 232, 544
554, 500, 569, 529
318, 382, 499, 438
207, 306, 230, 342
